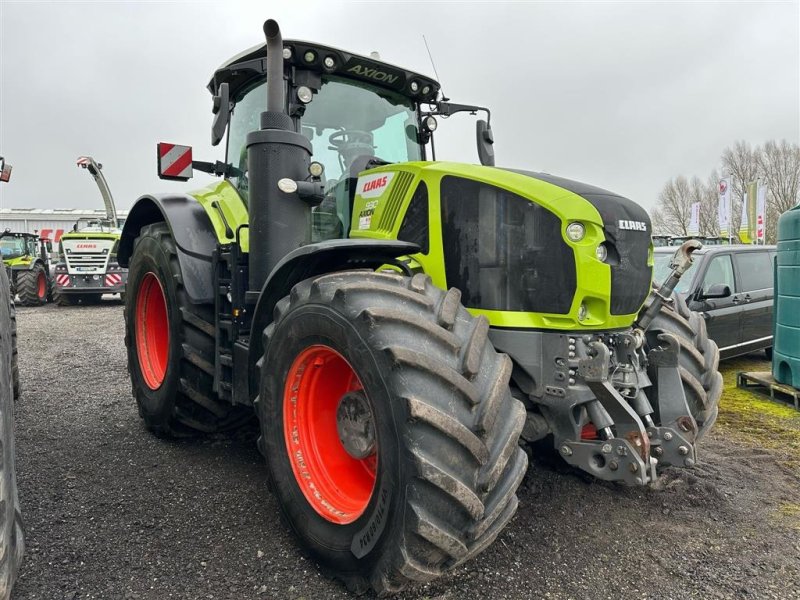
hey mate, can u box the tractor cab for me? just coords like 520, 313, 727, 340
208, 39, 493, 240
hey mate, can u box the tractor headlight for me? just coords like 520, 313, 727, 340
595, 243, 608, 262
297, 86, 313, 104
303, 50, 316, 63
323, 55, 336, 69
308, 162, 324, 178
578, 302, 588, 322
566, 222, 585, 242
422, 115, 438, 132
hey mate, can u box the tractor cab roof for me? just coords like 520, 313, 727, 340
208, 39, 440, 105
2, 231, 40, 240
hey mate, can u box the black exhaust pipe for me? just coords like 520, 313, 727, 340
246, 19, 313, 293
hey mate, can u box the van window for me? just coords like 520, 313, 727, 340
736, 252, 773, 291
701, 254, 735, 294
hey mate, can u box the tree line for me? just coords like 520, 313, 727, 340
651, 140, 800, 244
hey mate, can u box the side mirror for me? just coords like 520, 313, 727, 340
211, 83, 231, 147
702, 283, 731, 299
0, 156, 12, 183
157, 142, 193, 181
476, 120, 495, 166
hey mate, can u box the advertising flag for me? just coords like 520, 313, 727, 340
739, 182, 756, 244
687, 201, 700, 235
756, 183, 767, 243
718, 178, 731, 236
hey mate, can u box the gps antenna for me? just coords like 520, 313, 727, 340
423, 35, 449, 102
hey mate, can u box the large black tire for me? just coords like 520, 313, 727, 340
257, 271, 528, 594
16, 263, 47, 307
643, 288, 723, 438
52, 288, 77, 307
124, 222, 250, 436
0, 267, 24, 595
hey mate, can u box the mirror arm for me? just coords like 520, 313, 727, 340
424, 102, 491, 123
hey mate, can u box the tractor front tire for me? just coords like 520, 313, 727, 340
0, 266, 24, 594
16, 264, 47, 307
124, 222, 250, 436
257, 271, 528, 594
643, 287, 723, 438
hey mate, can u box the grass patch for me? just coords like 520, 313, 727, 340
774, 503, 800, 530
715, 355, 800, 468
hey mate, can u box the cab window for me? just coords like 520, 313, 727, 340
701, 254, 735, 295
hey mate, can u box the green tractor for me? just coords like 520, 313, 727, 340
0, 231, 53, 307
118, 20, 722, 594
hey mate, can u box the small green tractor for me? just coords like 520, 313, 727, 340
0, 231, 53, 307
119, 20, 722, 594
52, 157, 127, 306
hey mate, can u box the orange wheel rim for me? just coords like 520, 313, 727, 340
283, 345, 377, 524
37, 272, 46, 299
135, 272, 169, 389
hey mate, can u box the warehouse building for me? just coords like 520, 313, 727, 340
0, 207, 128, 242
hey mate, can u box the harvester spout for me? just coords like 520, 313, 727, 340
264, 19, 285, 115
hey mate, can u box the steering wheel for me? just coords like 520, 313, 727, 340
328, 129, 374, 150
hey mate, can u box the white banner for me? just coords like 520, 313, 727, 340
756, 183, 767, 242
688, 201, 700, 235
718, 178, 731, 236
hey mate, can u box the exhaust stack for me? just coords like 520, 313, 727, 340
246, 19, 313, 293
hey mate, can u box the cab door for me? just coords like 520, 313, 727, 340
688, 253, 740, 351
732, 250, 774, 347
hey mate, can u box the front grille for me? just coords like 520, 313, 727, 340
64, 252, 111, 275
440, 176, 576, 314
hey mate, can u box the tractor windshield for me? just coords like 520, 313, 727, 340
300, 76, 421, 181
227, 75, 421, 200
0, 237, 27, 259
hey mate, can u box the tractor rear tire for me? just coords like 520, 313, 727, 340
642, 287, 723, 438
16, 264, 47, 307
53, 289, 76, 307
124, 222, 250, 436
0, 266, 24, 594
257, 271, 528, 594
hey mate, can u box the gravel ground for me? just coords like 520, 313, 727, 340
10, 302, 800, 599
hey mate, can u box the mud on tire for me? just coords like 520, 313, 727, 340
257, 271, 528, 594
643, 286, 723, 438
124, 222, 250, 436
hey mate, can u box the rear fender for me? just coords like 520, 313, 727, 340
117, 194, 217, 303
246, 239, 420, 401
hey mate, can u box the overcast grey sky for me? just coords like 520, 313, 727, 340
1, 0, 798, 214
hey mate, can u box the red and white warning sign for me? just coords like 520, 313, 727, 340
0, 162, 12, 182
105, 273, 123, 287
157, 143, 193, 181
56, 274, 71, 287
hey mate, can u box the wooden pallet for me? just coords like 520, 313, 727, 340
737, 371, 800, 410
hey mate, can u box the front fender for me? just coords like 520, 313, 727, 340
118, 194, 218, 303
247, 239, 420, 400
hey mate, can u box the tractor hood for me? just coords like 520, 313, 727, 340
504, 169, 653, 316
350, 161, 653, 330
